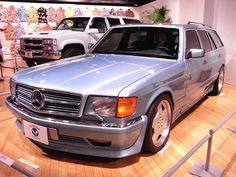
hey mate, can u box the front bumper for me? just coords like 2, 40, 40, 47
20, 50, 61, 60
5, 96, 148, 158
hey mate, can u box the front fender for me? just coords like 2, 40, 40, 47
144, 86, 175, 114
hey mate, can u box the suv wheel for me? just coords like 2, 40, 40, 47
211, 67, 224, 95
62, 48, 83, 58
25, 58, 36, 67
142, 94, 173, 153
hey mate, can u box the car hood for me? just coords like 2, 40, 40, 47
13, 54, 175, 96
22, 30, 83, 39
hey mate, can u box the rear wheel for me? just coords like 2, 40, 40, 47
143, 94, 173, 153
62, 47, 83, 58
211, 67, 224, 95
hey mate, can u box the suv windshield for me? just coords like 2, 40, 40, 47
92, 27, 179, 59
55, 17, 90, 31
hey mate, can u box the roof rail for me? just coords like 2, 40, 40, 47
187, 21, 212, 28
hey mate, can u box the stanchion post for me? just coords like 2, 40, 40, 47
205, 129, 213, 172
0, 64, 3, 77
164, 110, 236, 177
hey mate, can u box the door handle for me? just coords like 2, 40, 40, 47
203, 60, 208, 65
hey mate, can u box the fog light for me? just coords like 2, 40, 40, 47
87, 139, 111, 147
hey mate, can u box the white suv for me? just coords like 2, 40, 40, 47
19, 16, 140, 67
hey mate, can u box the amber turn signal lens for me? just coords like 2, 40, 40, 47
116, 97, 137, 118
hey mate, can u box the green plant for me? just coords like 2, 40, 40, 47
143, 6, 171, 23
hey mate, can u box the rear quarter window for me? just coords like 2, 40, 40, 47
208, 30, 224, 48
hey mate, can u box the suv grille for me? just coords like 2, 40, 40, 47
16, 85, 81, 116
23, 38, 43, 51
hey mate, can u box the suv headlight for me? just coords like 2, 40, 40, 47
43, 45, 58, 51
42, 39, 58, 51
20, 39, 25, 49
84, 96, 137, 118
42, 39, 57, 45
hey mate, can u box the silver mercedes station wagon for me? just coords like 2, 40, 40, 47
6, 23, 225, 158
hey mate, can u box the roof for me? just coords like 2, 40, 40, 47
111, 23, 214, 31
63, 16, 138, 20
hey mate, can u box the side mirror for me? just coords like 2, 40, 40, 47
88, 28, 99, 34
186, 49, 205, 59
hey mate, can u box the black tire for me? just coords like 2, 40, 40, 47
25, 59, 36, 67
211, 67, 224, 95
142, 94, 173, 153
25, 58, 52, 67
62, 47, 83, 58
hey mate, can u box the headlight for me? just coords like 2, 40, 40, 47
84, 96, 117, 117
43, 45, 58, 51
84, 96, 137, 118
42, 39, 57, 51
42, 39, 57, 45
20, 39, 25, 49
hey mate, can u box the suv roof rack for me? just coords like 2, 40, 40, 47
187, 21, 212, 28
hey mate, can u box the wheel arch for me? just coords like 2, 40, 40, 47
62, 43, 85, 54
145, 88, 175, 116
142, 91, 174, 153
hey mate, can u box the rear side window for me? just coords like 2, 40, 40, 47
107, 18, 121, 27
209, 30, 224, 48
123, 18, 140, 24
207, 32, 217, 50
186, 30, 201, 49
198, 30, 212, 52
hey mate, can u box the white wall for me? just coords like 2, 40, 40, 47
212, 0, 236, 85
179, 0, 205, 24
137, 0, 180, 23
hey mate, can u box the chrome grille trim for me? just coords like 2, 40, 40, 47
23, 38, 43, 51
16, 84, 81, 117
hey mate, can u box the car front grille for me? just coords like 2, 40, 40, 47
15, 85, 81, 116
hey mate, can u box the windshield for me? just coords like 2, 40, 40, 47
92, 27, 179, 59
55, 17, 90, 31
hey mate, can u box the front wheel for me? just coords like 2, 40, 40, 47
24, 58, 47, 67
25, 58, 36, 67
211, 67, 224, 95
62, 48, 83, 58
142, 94, 173, 153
